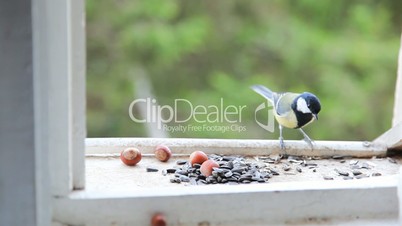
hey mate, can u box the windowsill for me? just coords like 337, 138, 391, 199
85, 152, 401, 192
84, 137, 396, 191
50, 138, 402, 225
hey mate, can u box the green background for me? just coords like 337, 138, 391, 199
86, 0, 401, 141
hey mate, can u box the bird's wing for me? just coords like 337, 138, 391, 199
275, 92, 300, 115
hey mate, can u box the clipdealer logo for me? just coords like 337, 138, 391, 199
128, 98, 275, 133
254, 101, 275, 132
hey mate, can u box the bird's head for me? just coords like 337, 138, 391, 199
294, 92, 321, 120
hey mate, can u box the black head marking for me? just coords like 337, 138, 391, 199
291, 92, 321, 128
301, 92, 321, 115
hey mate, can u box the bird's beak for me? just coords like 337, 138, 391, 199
313, 114, 318, 120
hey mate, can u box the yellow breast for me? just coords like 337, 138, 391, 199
274, 112, 298, 129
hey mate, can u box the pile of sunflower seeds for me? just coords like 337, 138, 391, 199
161, 154, 397, 185
164, 154, 274, 185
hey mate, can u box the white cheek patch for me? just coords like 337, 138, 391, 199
297, 98, 311, 114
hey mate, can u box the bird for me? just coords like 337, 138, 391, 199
251, 85, 321, 149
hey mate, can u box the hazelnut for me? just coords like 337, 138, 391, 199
151, 213, 166, 226
189, 151, 208, 166
154, 145, 172, 162
120, 147, 142, 166
200, 159, 219, 177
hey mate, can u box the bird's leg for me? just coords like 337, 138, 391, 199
279, 125, 285, 150
299, 128, 314, 148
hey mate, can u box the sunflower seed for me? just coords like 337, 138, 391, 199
232, 167, 246, 173
240, 174, 252, 179
332, 155, 345, 160
365, 161, 376, 167
170, 178, 181, 183
146, 166, 159, 172
175, 170, 188, 176
193, 163, 201, 169
179, 175, 190, 182
306, 162, 318, 167
350, 164, 360, 169
206, 176, 216, 183
166, 168, 176, 174
387, 157, 397, 164
197, 180, 207, 185
323, 176, 334, 180
355, 175, 368, 179
213, 168, 225, 173
270, 169, 280, 175
334, 169, 349, 176
352, 170, 362, 176
360, 162, 370, 169
224, 171, 233, 178
222, 156, 236, 161
349, 160, 359, 165
176, 160, 187, 165
282, 164, 291, 171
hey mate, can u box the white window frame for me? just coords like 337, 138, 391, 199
33, 1, 402, 225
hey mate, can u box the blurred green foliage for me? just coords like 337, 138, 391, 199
86, 0, 401, 140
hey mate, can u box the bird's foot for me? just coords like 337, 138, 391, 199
303, 136, 315, 149
279, 136, 285, 150
299, 128, 314, 149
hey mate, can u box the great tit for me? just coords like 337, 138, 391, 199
251, 85, 321, 149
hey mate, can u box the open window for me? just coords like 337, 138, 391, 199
30, 1, 402, 225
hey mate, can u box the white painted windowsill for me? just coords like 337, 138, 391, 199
53, 138, 401, 226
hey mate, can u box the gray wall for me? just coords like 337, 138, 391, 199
0, 0, 37, 225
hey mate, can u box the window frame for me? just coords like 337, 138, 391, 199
34, 0, 402, 225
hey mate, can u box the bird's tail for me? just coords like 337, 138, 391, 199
250, 85, 275, 102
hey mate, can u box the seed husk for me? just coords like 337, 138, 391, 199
352, 170, 362, 176
372, 172, 382, 177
